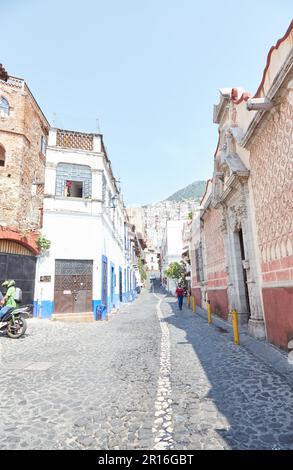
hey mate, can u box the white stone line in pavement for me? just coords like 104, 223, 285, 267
152, 292, 174, 450
0, 339, 3, 366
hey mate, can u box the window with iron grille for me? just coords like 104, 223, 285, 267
195, 244, 204, 282
55, 163, 92, 198
0, 96, 9, 116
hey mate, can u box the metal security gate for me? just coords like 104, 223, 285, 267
0, 253, 36, 305
54, 259, 93, 313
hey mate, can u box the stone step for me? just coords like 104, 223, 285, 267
52, 312, 95, 323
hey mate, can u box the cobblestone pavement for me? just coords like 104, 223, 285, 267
0, 283, 293, 450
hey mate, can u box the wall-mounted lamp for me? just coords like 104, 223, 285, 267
105, 194, 118, 209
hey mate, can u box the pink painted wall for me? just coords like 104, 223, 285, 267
262, 287, 293, 350
203, 206, 228, 319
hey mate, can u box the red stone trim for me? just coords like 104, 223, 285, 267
254, 19, 293, 98
0, 227, 39, 255
231, 90, 252, 105
207, 288, 229, 320
191, 287, 202, 305
262, 286, 293, 349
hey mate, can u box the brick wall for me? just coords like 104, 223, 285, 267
203, 205, 228, 318
0, 78, 49, 238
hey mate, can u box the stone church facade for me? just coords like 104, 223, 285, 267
191, 21, 293, 350
0, 71, 50, 303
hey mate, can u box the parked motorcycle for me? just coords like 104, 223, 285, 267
0, 305, 33, 339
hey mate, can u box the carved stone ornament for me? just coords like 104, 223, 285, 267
220, 214, 228, 234
229, 203, 247, 231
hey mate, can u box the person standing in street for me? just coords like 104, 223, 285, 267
176, 284, 184, 311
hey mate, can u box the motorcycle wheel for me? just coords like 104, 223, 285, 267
6, 318, 27, 339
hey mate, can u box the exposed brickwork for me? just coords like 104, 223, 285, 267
56, 129, 93, 151
0, 76, 49, 247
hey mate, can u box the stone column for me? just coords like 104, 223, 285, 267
241, 184, 266, 339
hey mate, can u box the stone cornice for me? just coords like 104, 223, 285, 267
218, 171, 249, 204
47, 145, 103, 158
262, 280, 293, 289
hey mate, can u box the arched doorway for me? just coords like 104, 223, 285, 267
0, 239, 37, 305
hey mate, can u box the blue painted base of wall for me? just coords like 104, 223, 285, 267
33, 300, 54, 319
122, 290, 138, 303
92, 300, 107, 320
34, 291, 138, 321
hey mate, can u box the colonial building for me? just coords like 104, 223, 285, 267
0, 69, 49, 304
126, 207, 146, 240
160, 219, 185, 293
145, 248, 160, 273
183, 206, 203, 301
34, 128, 140, 320
191, 21, 293, 350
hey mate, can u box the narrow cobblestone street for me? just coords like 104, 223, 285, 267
0, 283, 293, 450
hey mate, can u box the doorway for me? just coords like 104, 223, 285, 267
102, 256, 108, 309
119, 268, 123, 302
234, 228, 251, 318
54, 259, 93, 313
0, 248, 36, 305
110, 264, 115, 306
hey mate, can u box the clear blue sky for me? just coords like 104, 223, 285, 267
2, 1, 292, 205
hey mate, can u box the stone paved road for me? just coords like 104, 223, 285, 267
0, 283, 293, 450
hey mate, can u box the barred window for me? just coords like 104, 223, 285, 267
195, 244, 204, 282
55, 163, 92, 198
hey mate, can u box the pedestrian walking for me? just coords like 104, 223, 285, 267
176, 284, 184, 311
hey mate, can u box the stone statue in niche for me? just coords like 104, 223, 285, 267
231, 105, 237, 127
225, 129, 236, 155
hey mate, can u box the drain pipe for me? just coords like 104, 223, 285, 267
246, 97, 274, 111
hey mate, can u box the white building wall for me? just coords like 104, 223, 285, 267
34, 130, 136, 319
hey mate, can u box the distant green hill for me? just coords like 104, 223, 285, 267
165, 180, 206, 202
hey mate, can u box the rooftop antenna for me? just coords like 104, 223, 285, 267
96, 118, 101, 134
52, 112, 57, 127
